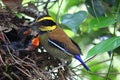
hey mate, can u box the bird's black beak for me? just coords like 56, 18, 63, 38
30, 22, 40, 32
30, 22, 38, 27
30, 22, 40, 29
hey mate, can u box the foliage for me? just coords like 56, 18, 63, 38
61, 11, 87, 33
0, 0, 120, 80
87, 36, 120, 58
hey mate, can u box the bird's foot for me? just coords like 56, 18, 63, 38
50, 64, 65, 73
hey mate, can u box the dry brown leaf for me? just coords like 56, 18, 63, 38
2, 0, 23, 11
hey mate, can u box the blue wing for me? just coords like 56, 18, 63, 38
48, 39, 72, 56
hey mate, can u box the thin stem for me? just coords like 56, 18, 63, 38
56, 0, 63, 26
106, 20, 117, 80
91, 0, 100, 22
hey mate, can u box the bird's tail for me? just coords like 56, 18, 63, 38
74, 54, 90, 71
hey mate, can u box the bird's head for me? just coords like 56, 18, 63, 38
31, 15, 57, 32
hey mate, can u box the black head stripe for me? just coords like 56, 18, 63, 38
39, 20, 56, 26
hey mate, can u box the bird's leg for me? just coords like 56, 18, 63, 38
44, 61, 65, 74
50, 60, 66, 72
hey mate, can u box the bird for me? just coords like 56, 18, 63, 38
31, 15, 90, 71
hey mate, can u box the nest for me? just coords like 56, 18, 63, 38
0, 13, 76, 80
0, 46, 71, 80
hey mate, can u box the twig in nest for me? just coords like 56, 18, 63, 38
0, 54, 5, 65
11, 72, 21, 80
3, 72, 13, 80
15, 66, 31, 78
58, 68, 65, 80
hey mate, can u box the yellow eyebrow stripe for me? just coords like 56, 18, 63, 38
39, 25, 56, 31
36, 17, 55, 22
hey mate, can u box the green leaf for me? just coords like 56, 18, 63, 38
61, 11, 87, 33
85, 0, 105, 17
116, 13, 120, 22
103, 0, 117, 7
65, 0, 80, 12
87, 36, 120, 58
89, 17, 116, 29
